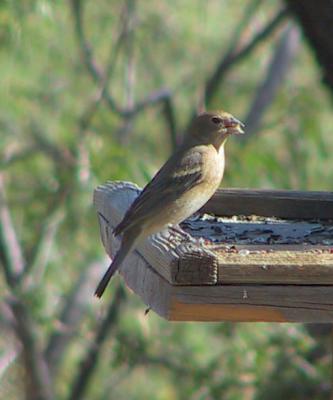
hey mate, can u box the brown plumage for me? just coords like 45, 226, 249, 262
95, 110, 244, 297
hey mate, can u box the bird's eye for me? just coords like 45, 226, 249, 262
211, 117, 223, 125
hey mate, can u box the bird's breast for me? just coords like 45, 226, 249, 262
168, 146, 224, 224
144, 145, 225, 235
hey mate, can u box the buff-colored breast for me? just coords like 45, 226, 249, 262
144, 144, 225, 236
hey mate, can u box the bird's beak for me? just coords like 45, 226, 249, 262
224, 117, 245, 135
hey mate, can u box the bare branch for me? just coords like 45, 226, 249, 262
0, 299, 19, 382
71, 0, 178, 150
69, 0, 172, 119
184, 7, 289, 133
76, 2, 136, 132
204, 7, 289, 106
0, 346, 20, 381
124, 0, 137, 110
45, 259, 107, 378
69, 0, 128, 114
222, 0, 264, 62
0, 146, 39, 168
131, 88, 172, 117
243, 23, 300, 137
162, 97, 178, 150
29, 122, 75, 167
78, 89, 105, 132
285, 0, 333, 96
16, 124, 74, 285
23, 207, 65, 286
0, 174, 25, 286
9, 298, 53, 400
0, 300, 16, 331
68, 285, 126, 400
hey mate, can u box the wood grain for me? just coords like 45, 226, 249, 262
214, 247, 333, 284
171, 285, 333, 322
94, 182, 333, 285
94, 181, 333, 322
202, 188, 333, 219
96, 221, 333, 322
94, 181, 218, 285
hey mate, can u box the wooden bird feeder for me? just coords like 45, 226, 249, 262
94, 181, 333, 322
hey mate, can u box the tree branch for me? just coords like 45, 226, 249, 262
222, 0, 264, 63
204, 7, 289, 106
285, 0, 333, 96
23, 206, 65, 286
0, 174, 25, 286
0, 146, 39, 169
184, 7, 289, 134
243, 23, 300, 138
0, 346, 20, 382
162, 96, 178, 149
69, 0, 172, 119
67, 284, 126, 400
0, 300, 16, 331
123, 0, 136, 111
45, 259, 107, 378
29, 122, 75, 167
76, 2, 132, 133
9, 298, 53, 400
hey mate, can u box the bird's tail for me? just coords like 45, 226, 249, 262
94, 234, 137, 298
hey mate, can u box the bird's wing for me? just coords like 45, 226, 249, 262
114, 148, 204, 236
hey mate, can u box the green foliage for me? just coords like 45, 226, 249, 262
0, 1, 333, 399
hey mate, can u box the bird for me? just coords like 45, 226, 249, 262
95, 110, 244, 297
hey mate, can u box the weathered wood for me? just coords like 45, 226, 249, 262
94, 181, 218, 285
96, 215, 333, 322
94, 181, 333, 322
213, 247, 333, 284
170, 284, 333, 322
118, 248, 172, 319
94, 182, 333, 286
95, 201, 172, 318
182, 211, 333, 284
202, 188, 333, 219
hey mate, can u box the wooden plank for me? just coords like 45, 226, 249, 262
214, 247, 333, 284
202, 188, 333, 219
96, 222, 333, 322
93, 181, 333, 322
171, 285, 333, 322
169, 303, 290, 322
94, 182, 333, 286
183, 213, 333, 284
94, 181, 218, 285
96, 206, 172, 318
119, 249, 172, 319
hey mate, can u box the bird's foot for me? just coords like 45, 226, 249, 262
169, 224, 193, 242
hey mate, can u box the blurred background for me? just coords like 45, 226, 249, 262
1, 1, 333, 399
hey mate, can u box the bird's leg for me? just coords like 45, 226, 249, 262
170, 223, 211, 247
169, 223, 188, 236
169, 224, 192, 241
169, 223, 183, 234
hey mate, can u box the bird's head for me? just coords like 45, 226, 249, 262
185, 110, 245, 149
